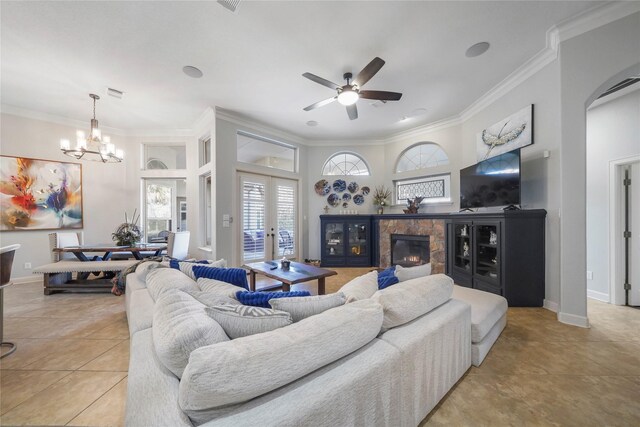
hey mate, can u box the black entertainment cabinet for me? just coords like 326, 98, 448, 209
445, 209, 547, 306
320, 215, 372, 267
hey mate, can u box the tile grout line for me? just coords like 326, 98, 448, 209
65, 375, 128, 427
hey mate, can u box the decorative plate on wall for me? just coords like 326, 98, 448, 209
353, 194, 365, 205
332, 179, 346, 193
361, 186, 370, 195
314, 179, 331, 196
342, 193, 351, 201
327, 193, 340, 207
347, 181, 359, 193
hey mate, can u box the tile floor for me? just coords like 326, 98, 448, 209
1, 269, 639, 426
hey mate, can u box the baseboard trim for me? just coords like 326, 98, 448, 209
11, 276, 42, 285
558, 311, 590, 328
543, 299, 559, 313
587, 289, 610, 302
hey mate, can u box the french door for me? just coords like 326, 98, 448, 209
239, 173, 298, 263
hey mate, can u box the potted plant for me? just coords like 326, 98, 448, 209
373, 185, 392, 214
112, 210, 142, 246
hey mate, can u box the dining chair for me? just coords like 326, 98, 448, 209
49, 231, 84, 262
167, 231, 190, 260
1, 243, 20, 358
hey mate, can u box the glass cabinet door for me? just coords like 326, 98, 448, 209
324, 223, 344, 256
453, 222, 472, 272
473, 223, 500, 282
347, 222, 368, 257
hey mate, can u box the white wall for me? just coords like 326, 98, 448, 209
0, 113, 136, 280
586, 87, 640, 301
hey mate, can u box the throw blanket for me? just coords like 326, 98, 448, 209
110, 256, 164, 296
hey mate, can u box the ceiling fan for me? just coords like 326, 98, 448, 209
302, 57, 402, 120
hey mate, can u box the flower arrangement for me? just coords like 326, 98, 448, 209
112, 210, 142, 246
372, 185, 392, 207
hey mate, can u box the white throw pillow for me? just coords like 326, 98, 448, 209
269, 292, 346, 322
197, 277, 243, 300
395, 263, 432, 282
153, 289, 229, 378
146, 268, 198, 301
179, 299, 383, 424
372, 273, 452, 331
172, 259, 227, 280
185, 289, 240, 307
338, 271, 379, 303
205, 304, 292, 339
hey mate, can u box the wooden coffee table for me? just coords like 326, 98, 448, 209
243, 261, 337, 295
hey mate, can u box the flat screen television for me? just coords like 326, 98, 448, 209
460, 150, 521, 209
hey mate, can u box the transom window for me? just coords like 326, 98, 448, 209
322, 152, 370, 176
395, 143, 449, 173
395, 174, 451, 205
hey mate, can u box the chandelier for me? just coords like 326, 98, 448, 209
60, 94, 124, 163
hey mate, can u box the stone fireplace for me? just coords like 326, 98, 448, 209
391, 234, 430, 267
377, 217, 445, 273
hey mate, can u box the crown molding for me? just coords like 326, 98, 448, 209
303, 139, 387, 147
554, 1, 640, 44
0, 104, 193, 138
385, 115, 462, 144
214, 107, 307, 146
192, 107, 215, 135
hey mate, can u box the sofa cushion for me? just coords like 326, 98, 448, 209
153, 289, 229, 378
169, 259, 227, 280
372, 273, 453, 331
395, 262, 431, 282
185, 289, 240, 307
197, 277, 243, 300
269, 292, 346, 322
192, 266, 249, 290
339, 270, 378, 302
179, 299, 384, 420
452, 285, 508, 343
378, 266, 399, 289
205, 304, 292, 339
135, 260, 169, 280
237, 290, 311, 308
145, 268, 198, 302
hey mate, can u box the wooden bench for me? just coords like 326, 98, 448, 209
33, 260, 138, 294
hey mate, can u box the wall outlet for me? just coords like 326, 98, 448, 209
24, 262, 32, 269
586, 271, 593, 280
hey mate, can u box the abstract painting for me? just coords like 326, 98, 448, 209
1, 156, 83, 231
476, 104, 534, 161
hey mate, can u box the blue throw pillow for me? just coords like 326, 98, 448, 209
192, 266, 249, 290
378, 266, 399, 290
236, 291, 311, 308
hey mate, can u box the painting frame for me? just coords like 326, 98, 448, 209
476, 104, 534, 161
1, 155, 84, 231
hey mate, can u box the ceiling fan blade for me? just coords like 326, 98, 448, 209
358, 90, 403, 101
302, 72, 341, 90
353, 57, 385, 88
346, 104, 358, 120
303, 96, 338, 111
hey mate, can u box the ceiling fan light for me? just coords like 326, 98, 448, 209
338, 90, 359, 106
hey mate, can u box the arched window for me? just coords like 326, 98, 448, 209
395, 143, 449, 173
322, 152, 370, 176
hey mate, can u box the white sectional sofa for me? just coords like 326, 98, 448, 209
124, 265, 475, 427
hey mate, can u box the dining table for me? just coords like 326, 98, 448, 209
53, 243, 167, 261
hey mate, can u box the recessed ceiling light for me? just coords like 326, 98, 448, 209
465, 42, 490, 58
183, 66, 203, 78
306, 120, 318, 127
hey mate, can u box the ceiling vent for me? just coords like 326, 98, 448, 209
217, 0, 241, 12
106, 87, 124, 99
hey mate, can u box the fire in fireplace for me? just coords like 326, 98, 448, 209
391, 234, 430, 267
